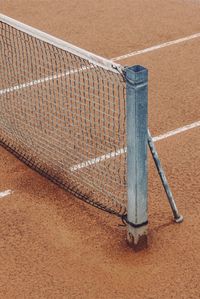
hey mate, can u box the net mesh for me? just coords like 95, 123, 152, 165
0, 19, 127, 216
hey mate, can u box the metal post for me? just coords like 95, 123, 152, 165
125, 65, 148, 250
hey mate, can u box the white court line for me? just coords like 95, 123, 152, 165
112, 33, 200, 61
0, 66, 91, 95
0, 14, 122, 73
70, 121, 200, 171
70, 148, 126, 171
153, 120, 200, 142
0, 189, 13, 198
1, 32, 200, 95
1, 31, 200, 171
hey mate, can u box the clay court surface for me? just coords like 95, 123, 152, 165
0, 0, 200, 298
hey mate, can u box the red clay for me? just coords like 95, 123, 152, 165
1, 1, 200, 298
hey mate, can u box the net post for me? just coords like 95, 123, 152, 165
124, 65, 148, 250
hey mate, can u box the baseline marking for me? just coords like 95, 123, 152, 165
0, 189, 13, 198
70, 120, 200, 171
112, 33, 200, 61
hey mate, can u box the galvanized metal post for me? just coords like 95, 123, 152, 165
125, 65, 148, 250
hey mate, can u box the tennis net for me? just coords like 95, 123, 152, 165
0, 14, 127, 216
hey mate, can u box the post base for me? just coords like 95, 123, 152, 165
127, 225, 148, 251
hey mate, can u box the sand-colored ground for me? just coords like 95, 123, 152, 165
0, 0, 200, 298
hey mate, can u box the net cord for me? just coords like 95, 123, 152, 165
0, 13, 123, 74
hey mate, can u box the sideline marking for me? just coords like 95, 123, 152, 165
1, 31, 200, 171
1, 32, 200, 95
70, 148, 126, 171
112, 33, 200, 61
0, 189, 13, 198
153, 120, 200, 142
0, 66, 91, 95
70, 120, 200, 171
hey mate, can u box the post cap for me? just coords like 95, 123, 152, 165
124, 65, 148, 85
